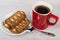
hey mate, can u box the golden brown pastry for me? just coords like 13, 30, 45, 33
15, 18, 30, 33
4, 11, 26, 27
10, 28, 18, 34
3, 22, 10, 29
3, 11, 30, 34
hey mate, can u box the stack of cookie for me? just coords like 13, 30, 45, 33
3, 11, 30, 34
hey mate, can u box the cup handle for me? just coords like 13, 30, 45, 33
48, 13, 59, 25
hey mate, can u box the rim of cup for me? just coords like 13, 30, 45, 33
32, 1, 53, 15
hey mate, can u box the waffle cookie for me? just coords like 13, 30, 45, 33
3, 11, 30, 34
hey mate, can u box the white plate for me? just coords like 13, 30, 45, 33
0, 12, 31, 36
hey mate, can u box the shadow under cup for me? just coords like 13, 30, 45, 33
34, 5, 50, 14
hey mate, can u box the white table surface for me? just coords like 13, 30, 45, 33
0, 0, 60, 40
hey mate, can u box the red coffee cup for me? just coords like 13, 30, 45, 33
32, 1, 59, 30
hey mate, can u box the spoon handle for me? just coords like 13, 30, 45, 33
28, 26, 55, 37
40, 31, 55, 37
28, 28, 55, 37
